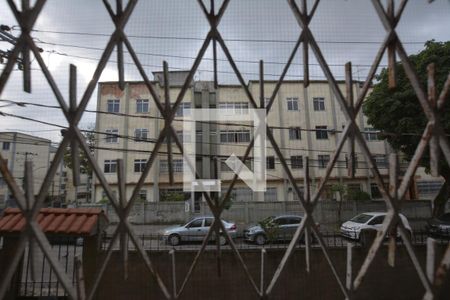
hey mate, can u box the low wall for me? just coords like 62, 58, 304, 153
93, 246, 450, 300
102, 200, 432, 229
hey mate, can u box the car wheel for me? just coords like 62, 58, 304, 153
219, 235, 227, 245
168, 234, 181, 246
255, 234, 267, 245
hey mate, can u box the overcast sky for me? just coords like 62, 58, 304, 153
0, 0, 449, 142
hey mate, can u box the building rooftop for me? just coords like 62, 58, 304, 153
0, 207, 108, 236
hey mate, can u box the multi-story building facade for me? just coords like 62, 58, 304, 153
0, 132, 66, 207
93, 72, 443, 206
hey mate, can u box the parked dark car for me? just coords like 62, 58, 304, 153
426, 212, 450, 238
244, 215, 316, 245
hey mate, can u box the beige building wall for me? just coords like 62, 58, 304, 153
94, 79, 443, 203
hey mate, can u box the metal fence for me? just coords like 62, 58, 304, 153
0, 1, 450, 299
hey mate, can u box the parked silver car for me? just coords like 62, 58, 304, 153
244, 215, 307, 245
162, 217, 237, 246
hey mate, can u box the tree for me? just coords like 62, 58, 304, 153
63, 125, 96, 175
363, 41, 450, 216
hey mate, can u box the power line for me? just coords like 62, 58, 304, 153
26, 28, 426, 45
34, 39, 387, 69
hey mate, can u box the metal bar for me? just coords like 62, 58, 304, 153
163, 61, 174, 185
261, 248, 266, 298
435, 243, 450, 287
70, 64, 80, 186
346, 242, 353, 292
387, 0, 396, 89
116, 0, 125, 90
426, 238, 436, 284
304, 157, 311, 273
388, 153, 398, 267
117, 159, 128, 280
75, 256, 86, 300
170, 250, 176, 299
301, 0, 309, 87
427, 63, 439, 176
345, 62, 355, 178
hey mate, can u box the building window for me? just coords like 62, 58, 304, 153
139, 189, 147, 201
105, 129, 119, 143
313, 97, 325, 111
286, 97, 299, 111
288, 127, 302, 140
371, 183, 382, 199
417, 181, 443, 195
222, 187, 252, 202
134, 128, 149, 142
104, 160, 117, 173
220, 130, 250, 143
264, 187, 277, 201
266, 156, 275, 169
315, 126, 328, 140
291, 156, 303, 169
107, 99, 120, 113
318, 155, 330, 168
219, 102, 249, 115
2, 142, 10, 150
160, 159, 183, 172
136, 99, 149, 113
374, 155, 387, 168
176, 103, 191, 117
364, 127, 380, 141
134, 159, 147, 172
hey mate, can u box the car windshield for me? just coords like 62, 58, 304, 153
350, 214, 373, 224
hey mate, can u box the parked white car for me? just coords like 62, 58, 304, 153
340, 212, 412, 240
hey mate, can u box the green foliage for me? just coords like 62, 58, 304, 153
363, 41, 450, 215
258, 217, 279, 241
160, 191, 186, 202
363, 41, 450, 170
63, 125, 96, 175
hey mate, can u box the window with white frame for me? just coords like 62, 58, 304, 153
105, 129, 119, 143
134, 159, 147, 172
160, 159, 183, 172
136, 99, 149, 113
107, 99, 120, 113
218, 102, 249, 115
291, 156, 303, 169
134, 128, 148, 142
2, 142, 10, 150
318, 155, 330, 168
176, 103, 191, 117
286, 97, 299, 111
288, 127, 302, 140
315, 126, 328, 139
104, 160, 117, 173
374, 154, 387, 168
220, 130, 250, 143
364, 127, 380, 141
313, 97, 325, 111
